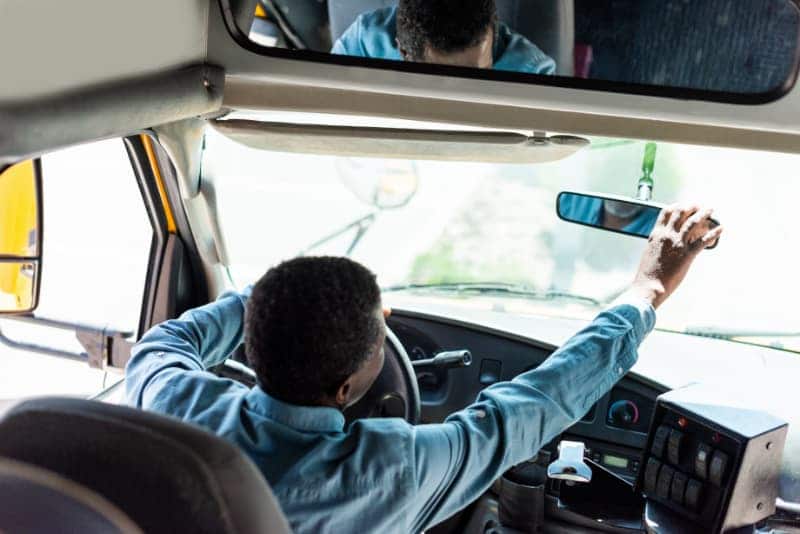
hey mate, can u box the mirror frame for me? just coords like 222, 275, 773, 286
0, 159, 43, 314
556, 189, 664, 238
219, 0, 800, 105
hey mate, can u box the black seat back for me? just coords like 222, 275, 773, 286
0, 457, 141, 534
0, 397, 292, 534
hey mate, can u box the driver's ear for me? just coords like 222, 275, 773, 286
335, 379, 352, 408
397, 39, 410, 61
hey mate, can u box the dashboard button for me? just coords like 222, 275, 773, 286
644, 458, 661, 494
667, 429, 684, 465
685, 478, 704, 510
709, 450, 729, 486
651, 425, 671, 458
695, 443, 713, 480
670, 471, 688, 505
656, 465, 675, 500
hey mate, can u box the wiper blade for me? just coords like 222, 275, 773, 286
680, 326, 800, 340
382, 282, 602, 307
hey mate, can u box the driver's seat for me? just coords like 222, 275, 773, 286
0, 397, 292, 534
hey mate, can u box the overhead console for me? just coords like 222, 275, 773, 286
637, 384, 788, 533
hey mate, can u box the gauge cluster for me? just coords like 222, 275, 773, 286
607, 387, 655, 433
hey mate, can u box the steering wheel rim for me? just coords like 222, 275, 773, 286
223, 326, 421, 425
344, 326, 421, 425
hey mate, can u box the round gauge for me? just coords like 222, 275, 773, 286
607, 399, 640, 428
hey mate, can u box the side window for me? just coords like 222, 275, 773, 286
0, 139, 152, 404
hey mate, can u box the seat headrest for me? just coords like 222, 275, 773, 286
328, 0, 575, 75
0, 457, 141, 533
0, 397, 292, 534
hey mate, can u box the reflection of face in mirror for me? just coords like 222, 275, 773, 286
602, 200, 647, 231
558, 193, 660, 237
331, 0, 556, 74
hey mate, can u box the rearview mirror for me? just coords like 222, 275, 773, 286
557, 191, 719, 249
0, 160, 42, 313
225, 0, 800, 103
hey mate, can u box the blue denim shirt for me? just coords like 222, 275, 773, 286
331, 7, 556, 75
126, 289, 654, 534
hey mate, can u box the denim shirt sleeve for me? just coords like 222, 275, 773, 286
125, 287, 251, 413
331, 17, 365, 56
407, 299, 655, 531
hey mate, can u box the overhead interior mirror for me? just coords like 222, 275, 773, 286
0, 160, 42, 313
556, 191, 720, 249
225, 0, 800, 102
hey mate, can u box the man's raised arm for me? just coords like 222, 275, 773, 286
125, 288, 250, 411
406, 204, 723, 531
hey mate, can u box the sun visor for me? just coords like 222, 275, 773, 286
210, 119, 588, 163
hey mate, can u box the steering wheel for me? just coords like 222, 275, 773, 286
223, 326, 421, 425
344, 326, 421, 425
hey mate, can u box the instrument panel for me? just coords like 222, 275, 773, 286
388, 311, 663, 482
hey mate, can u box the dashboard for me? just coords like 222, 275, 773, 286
387, 310, 663, 483
386, 307, 798, 533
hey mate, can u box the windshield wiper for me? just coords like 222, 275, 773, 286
299, 212, 377, 257
679, 326, 800, 340
382, 282, 603, 307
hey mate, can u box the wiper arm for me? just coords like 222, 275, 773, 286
382, 282, 602, 307
299, 211, 377, 257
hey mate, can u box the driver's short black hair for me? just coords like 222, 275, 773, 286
245, 256, 383, 406
397, 0, 497, 61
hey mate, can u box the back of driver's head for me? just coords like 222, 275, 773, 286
244, 256, 382, 406
397, 0, 497, 60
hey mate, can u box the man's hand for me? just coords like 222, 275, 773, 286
629, 204, 724, 309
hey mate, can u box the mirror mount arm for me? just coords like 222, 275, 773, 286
636, 142, 658, 201
0, 314, 133, 369
0, 321, 86, 363
75, 329, 134, 370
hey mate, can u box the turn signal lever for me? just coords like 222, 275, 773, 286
411, 350, 472, 370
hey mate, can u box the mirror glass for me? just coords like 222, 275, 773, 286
0, 160, 41, 313
0, 262, 38, 312
557, 192, 661, 238
232, 0, 800, 100
0, 160, 39, 257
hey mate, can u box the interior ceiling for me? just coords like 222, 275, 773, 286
3, 0, 800, 160
0, 0, 208, 102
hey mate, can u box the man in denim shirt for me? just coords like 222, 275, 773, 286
331, 0, 556, 74
126, 205, 722, 533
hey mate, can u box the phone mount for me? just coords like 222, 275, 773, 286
547, 440, 593, 483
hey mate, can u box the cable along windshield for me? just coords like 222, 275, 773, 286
203, 124, 800, 353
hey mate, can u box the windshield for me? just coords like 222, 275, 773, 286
202, 120, 800, 353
